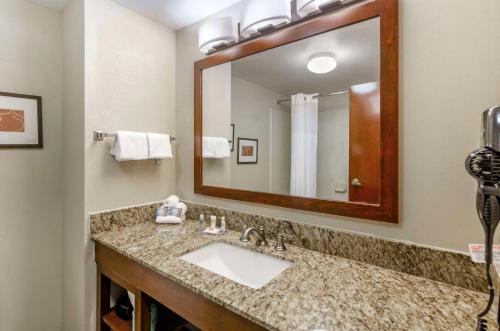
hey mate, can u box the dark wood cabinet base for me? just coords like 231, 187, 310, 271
95, 242, 268, 331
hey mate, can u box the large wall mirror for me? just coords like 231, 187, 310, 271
195, 0, 398, 223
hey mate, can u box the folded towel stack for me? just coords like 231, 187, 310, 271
156, 195, 187, 224
202, 137, 231, 158
110, 131, 173, 161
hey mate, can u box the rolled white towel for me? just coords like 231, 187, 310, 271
177, 201, 187, 221
163, 195, 180, 207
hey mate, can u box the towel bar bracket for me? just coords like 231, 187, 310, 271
94, 131, 116, 141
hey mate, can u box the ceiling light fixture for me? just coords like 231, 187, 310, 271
296, 0, 343, 17
307, 52, 337, 74
198, 17, 237, 54
240, 0, 292, 39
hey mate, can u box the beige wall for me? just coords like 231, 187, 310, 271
0, 1, 63, 330
84, 0, 176, 329
317, 94, 349, 201
62, 0, 85, 330
202, 63, 232, 187
231, 76, 276, 192
270, 107, 291, 195
85, 0, 176, 213
201, 70, 291, 193
176, 0, 500, 252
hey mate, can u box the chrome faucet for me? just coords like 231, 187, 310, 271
240, 225, 268, 246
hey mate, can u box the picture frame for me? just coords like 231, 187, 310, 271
0, 91, 43, 148
230, 124, 235, 152
237, 138, 258, 164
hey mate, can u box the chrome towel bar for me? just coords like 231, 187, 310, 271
93, 131, 176, 142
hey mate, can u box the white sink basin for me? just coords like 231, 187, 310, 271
179, 242, 292, 289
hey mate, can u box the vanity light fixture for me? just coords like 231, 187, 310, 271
198, 17, 237, 54
240, 0, 292, 39
307, 52, 337, 74
296, 0, 343, 17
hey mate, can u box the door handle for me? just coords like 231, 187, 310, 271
351, 178, 362, 187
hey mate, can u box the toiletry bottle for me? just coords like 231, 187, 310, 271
220, 216, 226, 234
198, 214, 205, 233
210, 215, 217, 229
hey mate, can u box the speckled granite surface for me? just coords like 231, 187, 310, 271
184, 201, 486, 293
90, 202, 160, 234
89, 201, 486, 293
90, 217, 495, 331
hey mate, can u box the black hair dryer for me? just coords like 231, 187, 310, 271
465, 106, 500, 331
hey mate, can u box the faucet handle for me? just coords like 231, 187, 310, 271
274, 234, 286, 251
240, 225, 249, 242
258, 225, 268, 246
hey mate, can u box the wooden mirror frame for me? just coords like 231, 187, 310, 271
194, 0, 398, 223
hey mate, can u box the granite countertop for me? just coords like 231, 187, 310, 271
92, 220, 493, 331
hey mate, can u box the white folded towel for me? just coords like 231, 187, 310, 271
110, 131, 149, 161
156, 215, 183, 224
177, 201, 187, 221
155, 197, 187, 224
203, 137, 230, 158
202, 137, 216, 158
163, 195, 180, 207
213, 137, 230, 158
147, 133, 173, 159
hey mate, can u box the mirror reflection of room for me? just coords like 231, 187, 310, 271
202, 17, 380, 204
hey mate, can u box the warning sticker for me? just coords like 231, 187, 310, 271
468, 244, 500, 263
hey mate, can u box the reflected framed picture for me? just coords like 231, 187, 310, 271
237, 138, 258, 164
0, 91, 42, 148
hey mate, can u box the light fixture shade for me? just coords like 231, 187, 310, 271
307, 52, 337, 74
297, 0, 342, 17
241, 0, 292, 38
199, 17, 237, 54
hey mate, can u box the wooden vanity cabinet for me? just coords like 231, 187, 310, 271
95, 242, 268, 331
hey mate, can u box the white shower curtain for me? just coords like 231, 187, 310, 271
290, 93, 318, 198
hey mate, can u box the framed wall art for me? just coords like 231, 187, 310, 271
237, 138, 258, 164
0, 91, 42, 148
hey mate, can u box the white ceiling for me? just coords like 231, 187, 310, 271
28, 0, 70, 11
231, 17, 380, 99
112, 0, 244, 30
27, 0, 244, 30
